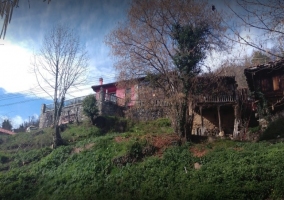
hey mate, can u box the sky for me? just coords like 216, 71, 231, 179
0, 0, 266, 129
0, 0, 130, 128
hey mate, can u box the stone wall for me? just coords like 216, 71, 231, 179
125, 104, 236, 137
125, 106, 167, 121
101, 101, 125, 117
39, 103, 85, 129
39, 95, 125, 129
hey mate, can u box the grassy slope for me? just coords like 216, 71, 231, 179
0, 118, 284, 200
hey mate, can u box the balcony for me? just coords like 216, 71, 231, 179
197, 95, 236, 103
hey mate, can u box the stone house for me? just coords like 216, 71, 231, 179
244, 58, 284, 113
39, 96, 87, 129
39, 75, 250, 138
91, 76, 245, 137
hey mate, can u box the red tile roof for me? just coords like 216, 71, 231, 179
0, 128, 15, 135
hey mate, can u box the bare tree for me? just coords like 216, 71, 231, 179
225, 0, 284, 58
0, 0, 50, 39
106, 0, 225, 140
33, 24, 88, 148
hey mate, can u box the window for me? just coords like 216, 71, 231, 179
261, 78, 272, 92
125, 88, 131, 98
273, 76, 280, 91
125, 88, 131, 94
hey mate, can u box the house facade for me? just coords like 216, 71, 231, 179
38, 75, 248, 138
244, 59, 284, 113
91, 76, 244, 138
39, 96, 87, 129
91, 77, 138, 107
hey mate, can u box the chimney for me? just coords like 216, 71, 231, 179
99, 77, 103, 85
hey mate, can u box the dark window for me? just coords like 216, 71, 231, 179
261, 78, 272, 92
125, 88, 131, 94
273, 76, 280, 91
125, 88, 131, 101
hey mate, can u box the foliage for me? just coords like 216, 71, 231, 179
1, 119, 12, 131
259, 118, 284, 141
251, 51, 271, 65
106, 0, 225, 140
248, 126, 260, 134
171, 23, 212, 139
82, 95, 98, 124
14, 116, 40, 133
93, 116, 132, 134
1, 118, 284, 199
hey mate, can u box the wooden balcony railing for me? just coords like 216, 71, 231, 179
197, 95, 236, 103
97, 93, 125, 106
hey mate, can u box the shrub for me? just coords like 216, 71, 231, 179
82, 94, 98, 125
259, 118, 284, 140
0, 153, 9, 164
94, 116, 131, 133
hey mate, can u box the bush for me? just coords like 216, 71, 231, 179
82, 95, 98, 124
0, 153, 9, 164
94, 116, 131, 133
259, 118, 284, 141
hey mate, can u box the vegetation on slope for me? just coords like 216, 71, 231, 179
0, 117, 284, 199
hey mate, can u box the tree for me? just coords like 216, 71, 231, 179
2, 119, 12, 131
251, 51, 271, 66
106, 0, 225, 140
226, 0, 284, 58
82, 95, 98, 125
0, 0, 50, 39
33, 24, 88, 148
167, 23, 211, 138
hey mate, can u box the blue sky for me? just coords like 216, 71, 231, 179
0, 0, 264, 128
0, 0, 130, 128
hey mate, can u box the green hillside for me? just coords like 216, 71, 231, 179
1, 117, 284, 200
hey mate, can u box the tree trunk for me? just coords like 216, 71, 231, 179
90, 115, 95, 125
53, 125, 63, 149
52, 97, 65, 149
175, 97, 193, 141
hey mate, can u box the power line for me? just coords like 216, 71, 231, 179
0, 74, 117, 102
0, 84, 102, 108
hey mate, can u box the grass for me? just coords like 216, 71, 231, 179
0, 117, 284, 199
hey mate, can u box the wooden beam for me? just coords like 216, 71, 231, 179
233, 105, 239, 138
200, 106, 204, 135
217, 106, 222, 133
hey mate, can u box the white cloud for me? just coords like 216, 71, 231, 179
0, 40, 96, 100
0, 115, 24, 129
11, 115, 25, 129
0, 41, 38, 94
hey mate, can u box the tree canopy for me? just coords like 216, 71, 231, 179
33, 24, 88, 148
82, 95, 98, 125
106, 0, 225, 139
2, 119, 12, 131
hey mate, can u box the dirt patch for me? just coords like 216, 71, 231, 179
233, 147, 243, 151
143, 134, 181, 157
71, 143, 95, 154
190, 146, 207, 157
85, 143, 95, 149
114, 134, 181, 157
114, 136, 130, 143
72, 147, 83, 154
